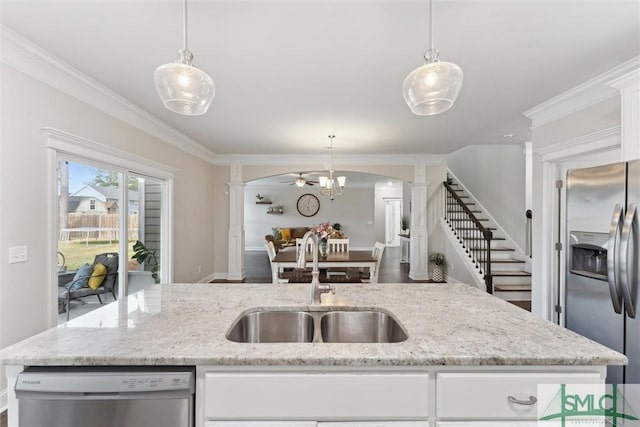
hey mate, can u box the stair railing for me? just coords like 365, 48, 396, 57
443, 181, 493, 293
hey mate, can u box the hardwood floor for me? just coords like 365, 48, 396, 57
240, 246, 430, 283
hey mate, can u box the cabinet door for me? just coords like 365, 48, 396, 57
204, 372, 429, 419
321, 423, 428, 427
437, 423, 538, 426
437, 372, 601, 419
206, 423, 316, 427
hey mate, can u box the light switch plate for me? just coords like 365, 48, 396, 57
9, 245, 28, 264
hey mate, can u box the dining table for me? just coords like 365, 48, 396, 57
271, 250, 378, 284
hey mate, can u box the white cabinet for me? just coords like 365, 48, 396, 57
202, 370, 429, 420
437, 423, 538, 427
206, 423, 427, 427
436, 371, 602, 420
322, 423, 428, 427
199, 366, 606, 426
206, 423, 316, 427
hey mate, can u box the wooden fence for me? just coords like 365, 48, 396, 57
63, 213, 139, 241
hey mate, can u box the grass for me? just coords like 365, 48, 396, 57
58, 240, 135, 271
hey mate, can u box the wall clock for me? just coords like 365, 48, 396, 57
296, 193, 320, 217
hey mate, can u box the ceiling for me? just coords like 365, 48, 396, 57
1, 1, 638, 156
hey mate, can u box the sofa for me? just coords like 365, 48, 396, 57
265, 227, 309, 252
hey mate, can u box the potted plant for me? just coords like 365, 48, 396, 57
429, 252, 446, 282
132, 240, 160, 284
400, 215, 410, 234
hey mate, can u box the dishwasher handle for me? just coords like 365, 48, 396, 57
16, 388, 193, 400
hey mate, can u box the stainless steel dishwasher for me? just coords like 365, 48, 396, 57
15, 366, 195, 427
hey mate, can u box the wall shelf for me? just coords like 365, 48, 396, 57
256, 201, 272, 205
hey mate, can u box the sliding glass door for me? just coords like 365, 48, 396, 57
56, 157, 167, 324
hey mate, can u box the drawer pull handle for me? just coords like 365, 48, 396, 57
508, 395, 537, 406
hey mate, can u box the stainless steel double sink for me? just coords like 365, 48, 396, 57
226, 308, 408, 343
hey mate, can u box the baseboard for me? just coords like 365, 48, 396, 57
197, 272, 217, 283
0, 387, 8, 413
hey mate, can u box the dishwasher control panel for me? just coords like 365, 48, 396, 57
16, 367, 195, 393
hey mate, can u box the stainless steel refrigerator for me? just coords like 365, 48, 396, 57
565, 160, 639, 384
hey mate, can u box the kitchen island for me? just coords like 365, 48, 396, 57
0, 282, 626, 425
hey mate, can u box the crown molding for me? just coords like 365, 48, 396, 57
211, 153, 446, 166
0, 25, 216, 164
608, 68, 640, 90
523, 56, 640, 129
534, 126, 621, 162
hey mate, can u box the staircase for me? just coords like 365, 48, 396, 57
443, 174, 532, 311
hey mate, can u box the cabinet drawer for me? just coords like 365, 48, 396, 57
204, 372, 429, 420
436, 372, 602, 419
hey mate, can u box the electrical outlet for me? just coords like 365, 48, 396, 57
9, 246, 28, 264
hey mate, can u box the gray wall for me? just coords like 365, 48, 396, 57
447, 145, 527, 250
244, 186, 376, 249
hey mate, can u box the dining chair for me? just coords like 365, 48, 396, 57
327, 238, 349, 253
265, 241, 289, 283
295, 238, 314, 253
362, 241, 386, 283
326, 238, 350, 278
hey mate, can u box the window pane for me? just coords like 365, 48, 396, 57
57, 160, 122, 324
128, 174, 163, 294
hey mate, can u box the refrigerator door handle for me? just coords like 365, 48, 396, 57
620, 203, 637, 318
607, 204, 624, 314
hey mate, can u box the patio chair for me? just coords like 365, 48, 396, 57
58, 252, 119, 320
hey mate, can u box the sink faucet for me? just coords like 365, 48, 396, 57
296, 231, 335, 303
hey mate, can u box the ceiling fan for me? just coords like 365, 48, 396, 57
280, 173, 319, 187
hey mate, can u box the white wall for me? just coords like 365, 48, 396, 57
447, 145, 527, 250
244, 185, 375, 249
530, 97, 621, 319
0, 64, 216, 392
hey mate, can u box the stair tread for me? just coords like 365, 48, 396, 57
449, 218, 488, 221
494, 284, 532, 291
469, 247, 514, 251
456, 227, 497, 230
464, 236, 505, 240
447, 203, 476, 206
492, 270, 531, 276
481, 259, 526, 263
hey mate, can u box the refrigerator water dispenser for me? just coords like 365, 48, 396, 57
569, 231, 608, 280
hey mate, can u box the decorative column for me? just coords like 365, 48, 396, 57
227, 163, 245, 281
409, 160, 429, 280
608, 69, 640, 161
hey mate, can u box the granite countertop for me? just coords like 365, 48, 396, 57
0, 282, 627, 367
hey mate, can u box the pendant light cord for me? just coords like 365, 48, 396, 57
428, 0, 433, 51
183, 0, 188, 51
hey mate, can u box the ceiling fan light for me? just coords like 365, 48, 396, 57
154, 54, 215, 116
295, 177, 306, 187
403, 60, 463, 116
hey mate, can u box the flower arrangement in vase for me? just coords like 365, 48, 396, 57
310, 222, 333, 257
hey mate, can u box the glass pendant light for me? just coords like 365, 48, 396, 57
403, 0, 463, 115
154, 0, 214, 116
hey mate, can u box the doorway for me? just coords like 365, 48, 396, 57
384, 198, 402, 247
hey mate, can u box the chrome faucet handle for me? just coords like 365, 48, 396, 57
318, 283, 336, 295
